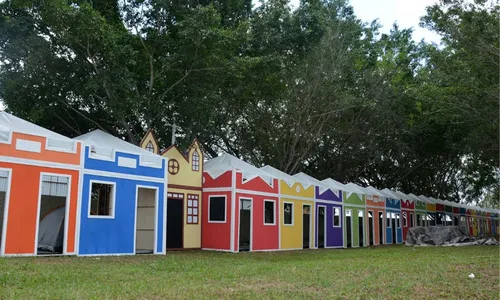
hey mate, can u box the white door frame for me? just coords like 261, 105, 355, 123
367, 210, 375, 246
237, 197, 253, 252
302, 204, 312, 249
317, 205, 326, 248
35, 172, 72, 255
0, 168, 12, 256
134, 185, 159, 254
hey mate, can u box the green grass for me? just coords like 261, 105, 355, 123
0, 246, 498, 299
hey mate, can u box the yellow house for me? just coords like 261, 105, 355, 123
260, 166, 315, 250
140, 130, 203, 249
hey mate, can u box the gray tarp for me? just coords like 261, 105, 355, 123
37, 207, 65, 252
405, 226, 498, 246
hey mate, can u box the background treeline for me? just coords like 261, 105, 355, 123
0, 0, 498, 206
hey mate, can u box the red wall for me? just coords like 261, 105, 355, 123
401, 199, 415, 210
401, 209, 415, 242
203, 171, 232, 188
234, 192, 279, 251
235, 173, 279, 194
201, 190, 231, 250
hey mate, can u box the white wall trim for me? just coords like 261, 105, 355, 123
208, 195, 227, 223
15, 139, 41, 153
0, 167, 12, 256
87, 180, 116, 219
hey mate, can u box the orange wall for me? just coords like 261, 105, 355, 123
0, 162, 78, 255
0, 132, 80, 165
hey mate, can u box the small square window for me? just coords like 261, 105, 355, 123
90, 182, 114, 216
264, 200, 275, 225
209, 196, 225, 222
284, 203, 293, 225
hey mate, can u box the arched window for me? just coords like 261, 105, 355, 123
145, 141, 155, 153
192, 151, 200, 171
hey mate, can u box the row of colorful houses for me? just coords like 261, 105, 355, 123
0, 111, 498, 256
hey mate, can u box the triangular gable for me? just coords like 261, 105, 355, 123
293, 172, 340, 198
205, 153, 274, 187
139, 129, 160, 154
364, 186, 385, 203
260, 165, 311, 190
344, 183, 366, 202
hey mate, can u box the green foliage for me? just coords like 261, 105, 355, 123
0, 0, 497, 204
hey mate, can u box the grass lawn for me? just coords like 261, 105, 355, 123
0, 245, 498, 299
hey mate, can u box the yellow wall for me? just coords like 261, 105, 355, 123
278, 180, 315, 250
168, 187, 201, 248
140, 131, 160, 154
139, 132, 203, 249
426, 203, 436, 211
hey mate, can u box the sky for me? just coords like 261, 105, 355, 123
291, 0, 442, 44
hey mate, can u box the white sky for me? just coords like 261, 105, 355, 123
290, 0, 441, 44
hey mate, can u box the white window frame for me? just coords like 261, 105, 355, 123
403, 212, 408, 227
333, 207, 341, 228
263, 199, 276, 226
396, 213, 401, 228
88, 180, 116, 219
387, 212, 392, 228
283, 201, 294, 226
208, 195, 227, 223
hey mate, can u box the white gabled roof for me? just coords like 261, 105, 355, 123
364, 186, 385, 197
321, 178, 347, 191
0, 111, 73, 141
74, 129, 155, 156
391, 190, 412, 201
409, 193, 427, 203
205, 153, 273, 184
293, 172, 338, 196
419, 195, 435, 203
381, 188, 400, 200
260, 165, 308, 188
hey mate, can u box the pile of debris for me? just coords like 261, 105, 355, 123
405, 226, 499, 246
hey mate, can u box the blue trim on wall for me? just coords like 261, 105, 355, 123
83, 146, 166, 178
78, 174, 165, 255
385, 198, 401, 209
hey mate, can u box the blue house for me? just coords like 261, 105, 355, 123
74, 130, 167, 256
380, 188, 403, 244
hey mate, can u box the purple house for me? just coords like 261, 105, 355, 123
293, 173, 343, 248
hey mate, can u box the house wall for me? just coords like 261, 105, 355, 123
234, 192, 279, 251
280, 197, 315, 250
343, 205, 364, 248
315, 202, 343, 248
78, 174, 165, 255
278, 180, 315, 250
366, 195, 385, 246
201, 190, 232, 251
0, 162, 78, 255
385, 208, 403, 244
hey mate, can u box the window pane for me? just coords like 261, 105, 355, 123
410, 213, 414, 227
333, 208, 340, 227
403, 213, 407, 227
265, 201, 274, 224
396, 213, 400, 227
387, 212, 391, 227
284, 203, 293, 225
91, 183, 113, 216
209, 197, 225, 222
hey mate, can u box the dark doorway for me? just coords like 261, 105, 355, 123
378, 212, 384, 244
368, 211, 374, 246
410, 213, 414, 228
346, 210, 352, 247
167, 198, 183, 249
417, 214, 422, 227
358, 211, 364, 247
303, 205, 311, 249
318, 206, 325, 248
239, 199, 251, 251
391, 213, 397, 244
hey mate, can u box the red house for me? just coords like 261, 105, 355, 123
202, 154, 280, 252
392, 190, 415, 242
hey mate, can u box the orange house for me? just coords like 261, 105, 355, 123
0, 112, 81, 256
